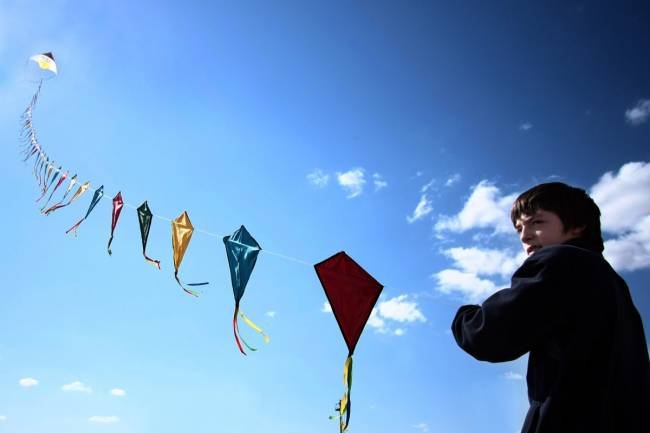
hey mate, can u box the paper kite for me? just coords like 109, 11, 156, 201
107, 192, 123, 255
29, 52, 58, 76
314, 251, 383, 432
66, 185, 104, 236
223, 225, 269, 355
137, 201, 161, 269
171, 211, 208, 296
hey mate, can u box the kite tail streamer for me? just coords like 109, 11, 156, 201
174, 271, 202, 297
238, 310, 270, 345
65, 218, 84, 237
338, 355, 353, 432
144, 254, 161, 269
233, 303, 247, 355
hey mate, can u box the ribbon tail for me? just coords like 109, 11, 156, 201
65, 218, 84, 236
339, 355, 353, 432
174, 271, 199, 297
233, 304, 247, 355
144, 253, 161, 269
107, 235, 114, 256
238, 310, 270, 344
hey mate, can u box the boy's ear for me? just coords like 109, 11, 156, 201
568, 225, 585, 237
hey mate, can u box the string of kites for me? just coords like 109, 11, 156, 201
19, 52, 385, 432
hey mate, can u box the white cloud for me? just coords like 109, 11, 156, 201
503, 371, 524, 380
321, 301, 332, 313
591, 162, 650, 234
367, 295, 425, 334
413, 422, 429, 433
62, 381, 92, 393
367, 308, 386, 333
306, 169, 330, 188
602, 216, 650, 272
265, 310, 276, 318
591, 162, 650, 271
445, 173, 461, 187
373, 173, 388, 192
519, 122, 533, 131
407, 194, 433, 223
435, 181, 518, 235
0, 415, 6, 422
434, 269, 499, 303
19, 377, 38, 387
110, 388, 126, 397
625, 99, 650, 125
336, 168, 366, 198
443, 247, 526, 279
378, 295, 426, 323
88, 416, 119, 424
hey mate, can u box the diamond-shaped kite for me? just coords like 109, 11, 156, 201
223, 225, 269, 355
315, 251, 383, 432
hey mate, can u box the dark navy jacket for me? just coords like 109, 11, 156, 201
452, 238, 650, 433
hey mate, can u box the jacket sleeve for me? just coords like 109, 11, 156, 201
451, 247, 573, 362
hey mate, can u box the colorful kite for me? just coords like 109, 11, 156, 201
171, 211, 208, 297
40, 170, 68, 210
107, 192, 124, 255
66, 185, 104, 236
314, 252, 383, 432
137, 201, 161, 269
28, 52, 58, 77
223, 225, 269, 355
43, 179, 88, 215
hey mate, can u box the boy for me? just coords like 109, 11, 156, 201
452, 182, 649, 433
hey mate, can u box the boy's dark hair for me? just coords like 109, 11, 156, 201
510, 182, 604, 252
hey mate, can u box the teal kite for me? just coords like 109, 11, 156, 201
223, 225, 269, 355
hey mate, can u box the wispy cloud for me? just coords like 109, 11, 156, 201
19, 377, 38, 387
0, 415, 6, 422
519, 122, 533, 131
337, 168, 366, 198
62, 381, 92, 393
407, 194, 433, 223
445, 173, 461, 187
265, 310, 276, 318
413, 422, 429, 433
420, 179, 435, 193
591, 161, 650, 271
435, 181, 518, 235
306, 169, 330, 188
373, 173, 388, 191
110, 388, 126, 397
625, 99, 650, 125
321, 301, 332, 313
503, 371, 524, 380
88, 416, 120, 424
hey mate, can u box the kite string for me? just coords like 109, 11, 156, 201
26, 153, 313, 267
102, 188, 313, 267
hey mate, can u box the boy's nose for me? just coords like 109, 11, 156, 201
520, 226, 534, 242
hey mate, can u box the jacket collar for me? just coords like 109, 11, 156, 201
564, 237, 602, 255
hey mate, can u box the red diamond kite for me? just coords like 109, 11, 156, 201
315, 251, 383, 432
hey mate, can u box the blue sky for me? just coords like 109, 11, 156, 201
1, 1, 649, 432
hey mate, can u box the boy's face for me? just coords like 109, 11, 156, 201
514, 209, 583, 256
